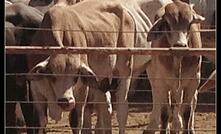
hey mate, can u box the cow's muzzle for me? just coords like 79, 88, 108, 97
173, 43, 187, 47
57, 97, 75, 111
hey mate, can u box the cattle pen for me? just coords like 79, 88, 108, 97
5, 26, 216, 134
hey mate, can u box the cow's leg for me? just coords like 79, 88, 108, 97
20, 91, 40, 134
30, 81, 48, 134
94, 90, 112, 134
70, 105, 92, 134
6, 76, 17, 134
181, 81, 199, 134
16, 80, 36, 134
28, 98, 47, 134
115, 78, 130, 134
115, 54, 133, 134
32, 98, 48, 134
6, 102, 17, 134
72, 86, 92, 134
143, 82, 170, 134
15, 103, 25, 132
170, 89, 184, 134
69, 108, 78, 134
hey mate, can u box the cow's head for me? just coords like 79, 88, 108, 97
28, 54, 98, 111
147, 0, 205, 48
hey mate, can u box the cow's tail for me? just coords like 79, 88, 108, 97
43, 7, 65, 47
198, 70, 216, 92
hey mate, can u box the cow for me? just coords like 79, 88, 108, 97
26, 1, 135, 133
6, 3, 44, 41
181, 0, 216, 92
26, 0, 179, 133
143, 0, 205, 133
6, 1, 113, 134
5, 3, 44, 134
5, 22, 26, 131
5, 21, 20, 134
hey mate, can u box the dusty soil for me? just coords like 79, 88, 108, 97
43, 108, 216, 134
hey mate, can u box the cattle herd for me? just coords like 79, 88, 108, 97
5, 0, 216, 134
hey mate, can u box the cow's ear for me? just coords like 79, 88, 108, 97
79, 64, 99, 88
147, 18, 168, 41
192, 13, 205, 23
27, 58, 50, 81
190, 4, 205, 23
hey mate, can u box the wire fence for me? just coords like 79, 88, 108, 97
5, 25, 216, 133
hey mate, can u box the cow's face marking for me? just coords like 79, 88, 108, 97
147, 0, 205, 48
47, 54, 80, 111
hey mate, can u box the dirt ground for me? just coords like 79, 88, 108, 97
43, 107, 216, 134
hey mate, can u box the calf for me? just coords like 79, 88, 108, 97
144, 0, 205, 134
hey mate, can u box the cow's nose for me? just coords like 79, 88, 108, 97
58, 97, 74, 103
57, 97, 75, 111
173, 43, 187, 47
58, 98, 69, 103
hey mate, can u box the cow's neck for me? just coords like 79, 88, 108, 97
155, 38, 184, 77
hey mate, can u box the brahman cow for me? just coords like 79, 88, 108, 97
19, 0, 112, 133
27, 1, 135, 134
5, 3, 44, 134
143, 0, 205, 133
27, 0, 177, 133
181, 0, 216, 92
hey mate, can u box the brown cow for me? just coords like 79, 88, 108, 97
144, 0, 205, 133
27, 0, 135, 133
181, 0, 216, 92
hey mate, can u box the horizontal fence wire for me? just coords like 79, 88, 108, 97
5, 26, 216, 132
5, 101, 216, 106
5, 72, 216, 81
4, 26, 216, 33
5, 46, 216, 56
5, 126, 216, 131
6, 42, 215, 46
